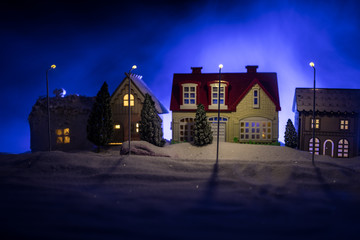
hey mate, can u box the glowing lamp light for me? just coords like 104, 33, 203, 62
132, 65, 137, 70
51, 64, 56, 69
219, 64, 223, 69
309, 62, 315, 68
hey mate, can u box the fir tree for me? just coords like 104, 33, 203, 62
139, 93, 165, 147
284, 119, 298, 148
194, 104, 213, 146
87, 81, 114, 152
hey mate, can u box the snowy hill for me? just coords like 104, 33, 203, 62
0, 142, 360, 240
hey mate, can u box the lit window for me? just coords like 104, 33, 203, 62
340, 120, 349, 130
114, 125, 121, 129
136, 123, 139, 133
123, 94, 134, 106
311, 118, 320, 129
240, 119, 271, 140
56, 128, 70, 144
337, 139, 349, 158
253, 88, 259, 108
309, 138, 320, 155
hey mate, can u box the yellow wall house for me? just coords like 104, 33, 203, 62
170, 66, 281, 143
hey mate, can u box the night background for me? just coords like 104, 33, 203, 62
1, 0, 360, 154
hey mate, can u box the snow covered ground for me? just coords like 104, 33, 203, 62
1, 141, 360, 240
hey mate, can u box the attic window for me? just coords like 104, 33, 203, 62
340, 120, 349, 130
180, 83, 197, 109
253, 88, 259, 108
123, 94, 134, 106
56, 128, 70, 144
208, 82, 228, 110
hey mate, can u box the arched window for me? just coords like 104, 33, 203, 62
309, 138, 320, 155
337, 139, 349, 158
123, 94, 134, 106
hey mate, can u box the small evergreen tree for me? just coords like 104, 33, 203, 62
284, 119, 298, 148
87, 81, 114, 152
194, 104, 213, 146
139, 93, 165, 147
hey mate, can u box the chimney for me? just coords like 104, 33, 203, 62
191, 67, 203, 74
245, 65, 258, 73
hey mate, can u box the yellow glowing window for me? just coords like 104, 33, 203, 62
340, 120, 349, 130
56, 128, 70, 144
57, 137, 63, 144
115, 124, 121, 129
136, 123, 139, 133
123, 94, 134, 106
311, 119, 320, 129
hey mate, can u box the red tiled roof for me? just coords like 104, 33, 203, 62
170, 68, 281, 112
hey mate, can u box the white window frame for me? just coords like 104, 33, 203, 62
180, 83, 197, 109
179, 118, 195, 142
208, 83, 228, 110
253, 87, 260, 108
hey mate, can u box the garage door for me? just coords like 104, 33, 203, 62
209, 117, 227, 142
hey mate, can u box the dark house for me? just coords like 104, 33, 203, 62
28, 94, 95, 152
293, 88, 360, 158
29, 73, 168, 152
109, 73, 168, 144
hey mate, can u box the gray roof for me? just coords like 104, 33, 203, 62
112, 73, 168, 114
293, 88, 360, 113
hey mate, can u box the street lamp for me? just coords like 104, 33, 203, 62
128, 65, 137, 156
216, 64, 223, 164
46, 64, 56, 151
309, 62, 316, 165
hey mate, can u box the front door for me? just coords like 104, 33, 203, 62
324, 140, 333, 157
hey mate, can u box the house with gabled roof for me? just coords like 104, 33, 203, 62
110, 73, 168, 144
170, 66, 281, 143
293, 88, 360, 158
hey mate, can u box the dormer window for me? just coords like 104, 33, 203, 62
253, 87, 259, 108
208, 82, 228, 110
180, 83, 197, 109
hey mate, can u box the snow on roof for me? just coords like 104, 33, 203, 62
294, 88, 360, 113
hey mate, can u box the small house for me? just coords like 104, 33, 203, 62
293, 88, 360, 158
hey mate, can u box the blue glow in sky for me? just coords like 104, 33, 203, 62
1, 0, 360, 153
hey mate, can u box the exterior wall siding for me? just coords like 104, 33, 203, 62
172, 84, 279, 143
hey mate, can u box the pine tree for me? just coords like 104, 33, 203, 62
87, 81, 114, 152
194, 104, 213, 146
284, 119, 298, 148
139, 93, 165, 147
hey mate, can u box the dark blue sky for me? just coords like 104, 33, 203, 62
1, 0, 360, 153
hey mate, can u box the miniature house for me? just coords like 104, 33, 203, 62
109, 73, 168, 144
28, 94, 95, 152
293, 88, 360, 158
170, 66, 281, 143
29, 73, 168, 152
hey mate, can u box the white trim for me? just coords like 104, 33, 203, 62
180, 83, 197, 109
323, 139, 334, 157
208, 83, 228, 110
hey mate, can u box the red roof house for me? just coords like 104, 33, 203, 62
170, 66, 281, 143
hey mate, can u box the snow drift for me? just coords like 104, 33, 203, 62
1, 141, 360, 240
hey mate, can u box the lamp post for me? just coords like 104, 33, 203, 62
46, 64, 56, 151
128, 65, 137, 156
216, 64, 223, 164
309, 62, 316, 165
